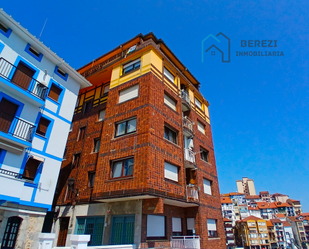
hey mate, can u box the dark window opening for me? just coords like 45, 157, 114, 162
88, 171, 95, 188
72, 153, 81, 169
36, 117, 51, 137
0, 98, 18, 134
164, 126, 177, 144
83, 101, 92, 114
93, 138, 101, 153
78, 127, 86, 141
57, 68, 66, 77
0, 22, 9, 33
28, 46, 40, 58
1, 216, 22, 248
201, 148, 209, 162
22, 157, 42, 181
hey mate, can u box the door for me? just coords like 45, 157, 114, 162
0, 98, 18, 134
111, 215, 135, 245
57, 217, 69, 247
11, 62, 35, 90
1, 216, 22, 249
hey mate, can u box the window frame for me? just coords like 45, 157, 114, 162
72, 153, 81, 169
195, 97, 203, 110
22, 156, 43, 181
122, 58, 141, 75
164, 161, 179, 182
164, 125, 178, 144
54, 66, 68, 81
93, 138, 101, 153
88, 171, 96, 188
146, 215, 166, 240
98, 109, 106, 122
0, 21, 12, 38
164, 67, 175, 84
78, 127, 86, 141
48, 83, 63, 103
200, 147, 209, 162
164, 93, 177, 111
24, 43, 43, 62
75, 216, 104, 246
1, 216, 22, 248
110, 157, 134, 179
118, 84, 139, 104
203, 178, 212, 195
36, 116, 51, 137
197, 120, 206, 135
207, 219, 218, 238
115, 117, 137, 138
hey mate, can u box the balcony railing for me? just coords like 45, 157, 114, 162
183, 116, 194, 134
184, 148, 195, 164
171, 236, 200, 249
0, 111, 35, 142
0, 168, 22, 179
0, 58, 48, 100
186, 184, 199, 202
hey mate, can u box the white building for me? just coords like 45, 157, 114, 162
0, 9, 91, 249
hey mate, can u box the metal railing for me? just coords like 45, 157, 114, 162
182, 116, 194, 134
184, 148, 195, 164
181, 90, 190, 105
0, 111, 35, 142
186, 185, 199, 202
0, 168, 22, 179
0, 58, 48, 100
171, 236, 200, 249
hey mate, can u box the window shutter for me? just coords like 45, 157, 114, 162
203, 179, 212, 195
37, 117, 50, 136
164, 94, 176, 111
207, 219, 217, 231
164, 162, 178, 182
197, 121, 205, 134
164, 67, 175, 83
172, 217, 182, 232
48, 84, 62, 102
195, 97, 202, 110
119, 85, 139, 103
187, 218, 195, 230
147, 215, 165, 237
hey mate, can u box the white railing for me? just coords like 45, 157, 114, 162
171, 236, 200, 249
184, 148, 195, 164
186, 185, 199, 202
182, 116, 194, 133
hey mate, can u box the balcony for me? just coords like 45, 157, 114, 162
186, 184, 199, 203
0, 168, 22, 179
171, 236, 200, 249
183, 116, 194, 137
181, 90, 191, 111
0, 111, 35, 142
0, 58, 48, 101
184, 148, 195, 168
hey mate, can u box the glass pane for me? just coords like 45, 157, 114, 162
112, 162, 122, 178
124, 65, 134, 74
164, 127, 169, 140
127, 119, 136, 133
134, 61, 141, 70
76, 218, 86, 234
116, 122, 126, 136
124, 158, 134, 176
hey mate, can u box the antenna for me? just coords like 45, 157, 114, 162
38, 18, 48, 40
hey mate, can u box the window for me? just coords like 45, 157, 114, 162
164, 162, 178, 182
103, 85, 109, 94
200, 147, 209, 162
248, 222, 256, 227
76, 217, 104, 246
164, 126, 177, 144
119, 84, 139, 103
111, 215, 135, 245
1, 216, 22, 248
147, 215, 165, 239
98, 109, 106, 121
195, 97, 203, 110
111, 158, 134, 178
122, 58, 141, 75
207, 219, 218, 238
54, 66, 68, 81
36, 117, 51, 137
0, 98, 18, 134
78, 127, 86, 141
187, 218, 195, 235
172, 217, 182, 236
0, 22, 9, 34
93, 138, 101, 153
164, 93, 176, 111
22, 156, 43, 181
164, 67, 175, 83
12, 61, 35, 90
258, 222, 266, 226
83, 101, 92, 114
197, 120, 205, 135
115, 118, 137, 137
48, 84, 62, 102
88, 172, 95, 188
203, 178, 212, 195
25, 44, 43, 62
72, 153, 81, 168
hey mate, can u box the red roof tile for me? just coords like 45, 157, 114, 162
248, 206, 260, 210
275, 214, 286, 218
241, 215, 263, 222
221, 197, 233, 204
270, 219, 282, 223
282, 221, 291, 227
300, 213, 309, 217
266, 220, 274, 227
223, 218, 231, 222
229, 192, 244, 196
246, 195, 260, 199
257, 202, 277, 209
275, 202, 292, 207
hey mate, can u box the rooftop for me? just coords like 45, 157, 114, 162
221, 197, 233, 204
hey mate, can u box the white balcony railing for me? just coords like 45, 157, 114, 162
183, 116, 194, 134
184, 148, 195, 164
186, 184, 199, 202
171, 236, 200, 249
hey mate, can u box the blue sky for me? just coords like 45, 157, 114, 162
2, 0, 308, 210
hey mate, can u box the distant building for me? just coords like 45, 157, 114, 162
236, 177, 257, 195
0, 9, 90, 249
223, 218, 236, 249
270, 219, 287, 248
288, 215, 309, 249
287, 199, 303, 215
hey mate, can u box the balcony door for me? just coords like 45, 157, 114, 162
0, 98, 18, 134
111, 215, 135, 245
11, 62, 35, 91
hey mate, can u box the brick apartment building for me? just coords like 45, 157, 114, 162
51, 33, 225, 248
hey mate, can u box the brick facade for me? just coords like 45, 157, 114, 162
53, 34, 226, 248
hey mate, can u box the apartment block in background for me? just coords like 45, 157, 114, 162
52, 33, 226, 248
236, 177, 256, 196
0, 9, 91, 249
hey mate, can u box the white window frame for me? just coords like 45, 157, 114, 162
203, 178, 212, 195
164, 67, 175, 84
119, 84, 139, 103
